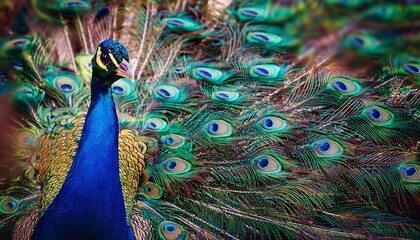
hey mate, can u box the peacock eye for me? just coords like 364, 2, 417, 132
403, 63, 420, 75
399, 164, 419, 182
250, 64, 282, 79
154, 85, 180, 100
258, 116, 287, 132
205, 120, 232, 137
0, 197, 20, 214
54, 77, 76, 93
213, 90, 240, 102
238, 7, 264, 18
161, 134, 185, 148
140, 182, 163, 199
364, 106, 394, 126
313, 139, 343, 157
100, 52, 111, 65
252, 155, 282, 174
162, 158, 191, 174
329, 77, 361, 95
145, 118, 167, 131
158, 221, 186, 240
247, 32, 282, 44
13, 129, 36, 147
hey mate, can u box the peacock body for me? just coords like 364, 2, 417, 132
0, 0, 419, 239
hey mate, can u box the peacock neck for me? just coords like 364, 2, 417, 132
33, 74, 134, 239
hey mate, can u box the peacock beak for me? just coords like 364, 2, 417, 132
115, 59, 133, 81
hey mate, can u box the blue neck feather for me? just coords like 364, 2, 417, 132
33, 75, 135, 240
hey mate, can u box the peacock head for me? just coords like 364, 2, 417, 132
91, 39, 132, 85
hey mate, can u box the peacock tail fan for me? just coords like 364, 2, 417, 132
1, 0, 420, 239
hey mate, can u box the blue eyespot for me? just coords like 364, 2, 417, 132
252, 155, 282, 173
162, 158, 191, 174
161, 134, 185, 148
403, 166, 416, 178
164, 223, 176, 232
405, 65, 419, 73
59, 84, 74, 92
216, 92, 229, 98
318, 141, 331, 153
404, 64, 420, 74
258, 116, 287, 132
204, 120, 232, 138
166, 136, 174, 145
13, 41, 27, 47
313, 139, 343, 157
334, 81, 348, 92
166, 160, 177, 171
1, 197, 20, 214
159, 89, 171, 97
209, 123, 219, 133
197, 69, 212, 78
154, 85, 181, 101
213, 90, 240, 102
263, 118, 273, 128
364, 106, 394, 126
255, 67, 269, 75
67, 1, 82, 6
159, 221, 186, 239
145, 118, 167, 131
167, 19, 184, 26
257, 158, 269, 169
112, 86, 124, 93
351, 36, 364, 47
145, 186, 153, 193
241, 10, 258, 17
369, 108, 381, 120
252, 33, 269, 42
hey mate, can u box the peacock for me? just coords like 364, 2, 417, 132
0, 0, 419, 239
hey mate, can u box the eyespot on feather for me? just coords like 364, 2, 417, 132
154, 85, 181, 101
13, 129, 36, 147
212, 90, 240, 102
258, 116, 287, 132
112, 78, 134, 96
2, 38, 30, 50
250, 64, 282, 79
193, 67, 223, 83
158, 221, 187, 240
140, 182, 163, 199
252, 155, 282, 174
53, 76, 77, 93
0, 197, 20, 214
162, 157, 192, 175
145, 118, 167, 131
403, 63, 420, 75
204, 120, 232, 138
400, 164, 419, 182
312, 139, 343, 157
363, 106, 394, 126
328, 77, 361, 95
247, 32, 282, 44
161, 134, 185, 148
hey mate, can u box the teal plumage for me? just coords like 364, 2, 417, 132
0, 0, 420, 239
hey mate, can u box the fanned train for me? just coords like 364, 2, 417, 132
0, 0, 419, 239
